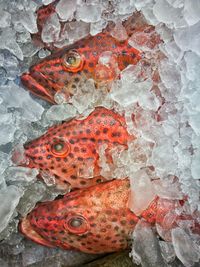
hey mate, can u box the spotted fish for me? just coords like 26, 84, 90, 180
21, 2, 160, 104
20, 178, 199, 254
13, 107, 133, 189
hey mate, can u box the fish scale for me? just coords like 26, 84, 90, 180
14, 107, 133, 189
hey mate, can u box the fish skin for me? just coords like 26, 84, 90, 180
20, 178, 200, 254
17, 107, 133, 189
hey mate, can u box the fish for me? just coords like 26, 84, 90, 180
13, 107, 133, 189
20, 178, 199, 254
21, 2, 160, 104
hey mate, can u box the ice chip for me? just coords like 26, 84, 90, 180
0, 10, 11, 28
129, 169, 156, 215
0, 82, 44, 122
174, 21, 200, 56
110, 21, 128, 41
0, 185, 23, 233
0, 152, 10, 175
17, 181, 46, 216
191, 150, 200, 180
76, 3, 102, 23
19, 10, 38, 34
159, 241, 176, 263
38, 48, 51, 59
40, 170, 56, 186
172, 228, 200, 266
131, 219, 166, 267
0, 28, 23, 60
41, 13, 61, 43
45, 103, 77, 122
56, 0, 77, 21
183, 0, 200, 26
0, 124, 16, 146
153, 0, 182, 26
5, 167, 38, 183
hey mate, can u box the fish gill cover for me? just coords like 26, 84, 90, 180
0, 0, 199, 266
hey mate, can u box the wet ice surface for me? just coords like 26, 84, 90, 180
0, 0, 200, 266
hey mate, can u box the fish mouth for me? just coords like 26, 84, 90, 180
21, 71, 56, 104
19, 217, 55, 248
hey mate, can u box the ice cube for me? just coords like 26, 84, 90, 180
0, 152, 10, 175
191, 150, 200, 180
76, 3, 102, 23
0, 10, 11, 28
158, 59, 181, 91
129, 169, 156, 215
117, 0, 136, 15
41, 13, 61, 43
149, 139, 177, 176
159, 241, 176, 263
174, 21, 200, 56
45, 103, 77, 122
0, 28, 23, 60
110, 21, 128, 41
0, 185, 23, 233
56, 0, 77, 21
0, 82, 44, 122
183, 0, 200, 26
17, 181, 46, 216
131, 219, 166, 267
38, 48, 51, 59
18, 10, 38, 34
152, 176, 184, 200
5, 167, 38, 183
153, 0, 182, 26
90, 19, 107, 36
172, 227, 200, 266
40, 170, 56, 186
0, 124, 16, 146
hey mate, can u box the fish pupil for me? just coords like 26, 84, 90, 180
69, 218, 83, 227
67, 56, 76, 65
54, 143, 64, 151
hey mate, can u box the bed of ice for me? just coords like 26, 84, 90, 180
0, 0, 199, 266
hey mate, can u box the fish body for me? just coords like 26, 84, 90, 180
15, 107, 133, 189
20, 178, 199, 254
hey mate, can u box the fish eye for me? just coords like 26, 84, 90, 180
51, 139, 70, 157
64, 215, 89, 234
63, 50, 84, 72
69, 218, 83, 228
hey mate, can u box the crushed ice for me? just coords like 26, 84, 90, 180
0, 0, 199, 266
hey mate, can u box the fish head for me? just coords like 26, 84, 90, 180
21, 45, 90, 104
20, 179, 138, 253
20, 122, 101, 189
13, 107, 132, 189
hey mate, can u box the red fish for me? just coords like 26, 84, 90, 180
20, 178, 199, 254
13, 107, 133, 189
21, 2, 160, 104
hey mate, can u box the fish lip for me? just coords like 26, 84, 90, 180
19, 217, 55, 248
21, 71, 56, 104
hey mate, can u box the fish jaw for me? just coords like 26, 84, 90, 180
21, 72, 56, 104
19, 216, 55, 248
